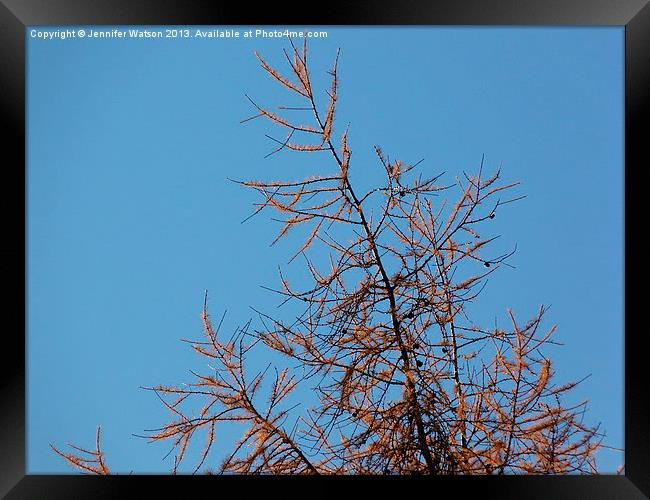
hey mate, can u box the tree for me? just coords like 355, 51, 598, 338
52, 39, 604, 475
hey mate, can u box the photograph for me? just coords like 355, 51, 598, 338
26, 26, 624, 476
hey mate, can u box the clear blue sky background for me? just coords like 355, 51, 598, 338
27, 27, 623, 473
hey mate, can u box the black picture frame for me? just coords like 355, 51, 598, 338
2, 1, 647, 498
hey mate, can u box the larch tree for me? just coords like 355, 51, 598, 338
52, 39, 605, 475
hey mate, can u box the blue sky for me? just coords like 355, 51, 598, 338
27, 26, 624, 473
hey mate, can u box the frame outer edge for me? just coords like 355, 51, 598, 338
0, 0, 26, 497
625, 1, 650, 497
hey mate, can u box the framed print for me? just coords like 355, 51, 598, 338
2, 0, 647, 498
